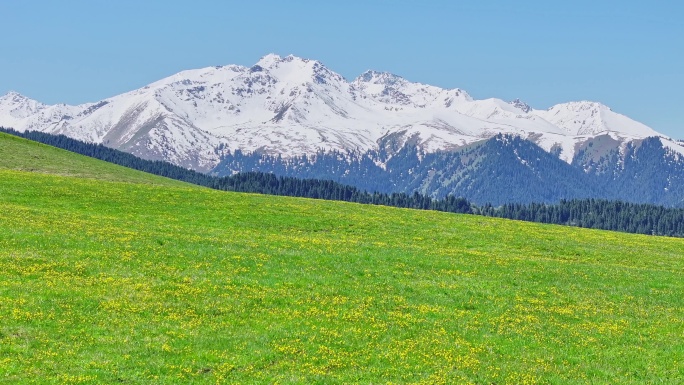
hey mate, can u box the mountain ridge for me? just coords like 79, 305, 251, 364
2, 53, 679, 172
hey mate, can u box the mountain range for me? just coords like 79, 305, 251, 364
2, 54, 683, 206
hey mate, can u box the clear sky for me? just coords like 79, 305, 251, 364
1, 0, 682, 137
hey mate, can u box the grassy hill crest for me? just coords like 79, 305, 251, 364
0, 132, 191, 187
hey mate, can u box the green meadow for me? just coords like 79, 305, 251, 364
0, 133, 682, 384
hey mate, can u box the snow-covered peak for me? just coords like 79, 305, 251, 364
145, 64, 247, 92
1, 91, 38, 105
509, 98, 532, 113
352, 71, 431, 106
256, 53, 283, 68
249, 54, 344, 87
552, 101, 609, 113
351, 70, 473, 108
533, 101, 659, 137
2, 90, 21, 99
354, 70, 406, 86
0, 54, 674, 170
0, 91, 46, 119
254, 54, 326, 72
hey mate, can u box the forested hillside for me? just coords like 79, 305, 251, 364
3, 128, 684, 238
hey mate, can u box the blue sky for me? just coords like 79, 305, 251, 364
1, 0, 682, 137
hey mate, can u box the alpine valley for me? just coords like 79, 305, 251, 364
2, 54, 684, 206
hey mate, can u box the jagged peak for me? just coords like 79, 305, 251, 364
2, 90, 32, 102
256, 53, 283, 68
354, 71, 471, 99
509, 98, 532, 113
0, 91, 46, 110
283, 54, 309, 63
354, 70, 406, 85
250, 54, 344, 87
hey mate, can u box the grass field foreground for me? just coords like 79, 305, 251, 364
0, 135, 683, 384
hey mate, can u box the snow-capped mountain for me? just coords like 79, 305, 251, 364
1, 54, 680, 171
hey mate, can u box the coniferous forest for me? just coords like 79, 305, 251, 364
3, 127, 684, 238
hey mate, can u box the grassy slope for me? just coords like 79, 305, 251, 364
0, 135, 682, 384
0, 132, 191, 187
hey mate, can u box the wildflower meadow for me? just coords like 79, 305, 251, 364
0, 134, 682, 384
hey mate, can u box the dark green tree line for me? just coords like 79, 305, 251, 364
3, 127, 684, 237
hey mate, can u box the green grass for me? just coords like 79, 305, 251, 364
0, 132, 191, 187
0, 135, 683, 384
